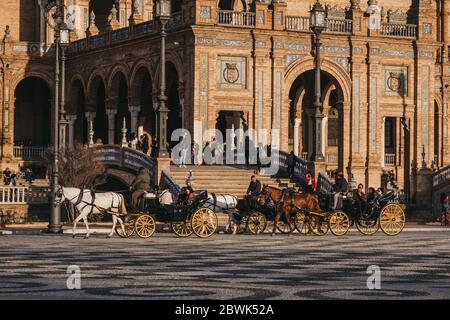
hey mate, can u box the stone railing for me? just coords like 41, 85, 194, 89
385, 153, 396, 166
285, 16, 352, 34
326, 153, 338, 164
326, 18, 352, 33
317, 172, 334, 195
0, 186, 50, 204
217, 10, 255, 27
285, 16, 310, 31
13, 146, 46, 160
380, 23, 417, 38
160, 170, 182, 200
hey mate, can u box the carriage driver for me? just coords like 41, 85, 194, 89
130, 167, 152, 209
246, 175, 262, 202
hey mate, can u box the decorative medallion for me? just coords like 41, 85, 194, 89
223, 63, 239, 84
387, 72, 402, 92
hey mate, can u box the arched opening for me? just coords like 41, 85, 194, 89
132, 67, 156, 146
434, 101, 440, 166
68, 80, 87, 144
288, 70, 344, 168
90, 0, 115, 33
217, 0, 247, 11
90, 76, 108, 144
110, 72, 130, 144
14, 76, 51, 147
166, 62, 182, 149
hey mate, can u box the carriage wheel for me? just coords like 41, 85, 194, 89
115, 217, 136, 238
379, 203, 406, 236
294, 212, 309, 235
134, 214, 156, 239
356, 217, 379, 235
310, 215, 329, 236
171, 221, 193, 237
276, 218, 294, 234
329, 211, 350, 236
247, 212, 267, 235
191, 208, 218, 238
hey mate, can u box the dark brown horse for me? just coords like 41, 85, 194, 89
257, 185, 322, 235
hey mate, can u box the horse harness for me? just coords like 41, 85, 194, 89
65, 189, 122, 216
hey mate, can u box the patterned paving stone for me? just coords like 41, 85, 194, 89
0, 232, 449, 299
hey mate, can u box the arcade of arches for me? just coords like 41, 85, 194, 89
2, 0, 450, 198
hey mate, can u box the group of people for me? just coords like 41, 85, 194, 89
2, 167, 34, 186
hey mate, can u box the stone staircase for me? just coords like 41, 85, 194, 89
170, 165, 299, 197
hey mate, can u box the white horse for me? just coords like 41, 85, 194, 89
55, 186, 128, 238
202, 193, 239, 234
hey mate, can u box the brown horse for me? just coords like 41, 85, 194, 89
257, 185, 322, 235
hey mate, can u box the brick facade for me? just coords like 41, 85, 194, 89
1, 0, 450, 196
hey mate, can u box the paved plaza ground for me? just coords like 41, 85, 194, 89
1, 231, 450, 299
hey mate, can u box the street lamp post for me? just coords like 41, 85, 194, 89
45, 0, 69, 233
310, 0, 326, 162
156, 0, 171, 158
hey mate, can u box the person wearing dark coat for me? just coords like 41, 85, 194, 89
141, 134, 149, 155
246, 175, 262, 197
286, 151, 297, 179
130, 167, 152, 209
332, 171, 348, 210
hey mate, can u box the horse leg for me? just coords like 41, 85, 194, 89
108, 215, 117, 238
83, 217, 90, 239
72, 212, 85, 238
286, 210, 293, 236
117, 216, 126, 235
272, 211, 281, 236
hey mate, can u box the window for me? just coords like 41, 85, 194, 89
385, 118, 395, 149
328, 108, 339, 147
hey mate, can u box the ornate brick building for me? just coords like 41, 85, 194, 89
1, 0, 449, 199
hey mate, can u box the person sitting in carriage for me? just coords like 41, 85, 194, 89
304, 172, 316, 194
332, 171, 348, 210
354, 183, 366, 216
177, 186, 195, 206
246, 175, 262, 207
130, 167, 152, 209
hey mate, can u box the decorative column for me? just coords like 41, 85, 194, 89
85, 112, 96, 145
66, 115, 77, 149
106, 109, 117, 144
293, 118, 301, 156
121, 117, 128, 147
129, 106, 141, 134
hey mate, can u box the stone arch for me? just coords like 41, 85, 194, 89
130, 59, 154, 104
284, 56, 351, 171
217, 0, 248, 11
153, 52, 185, 96
67, 75, 87, 145
13, 76, 52, 147
67, 74, 87, 114
107, 64, 130, 100
86, 70, 107, 108
284, 56, 351, 104
11, 71, 54, 99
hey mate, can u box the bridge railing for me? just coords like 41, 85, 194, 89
91, 145, 157, 184
433, 165, 450, 188
317, 172, 334, 195
274, 150, 308, 180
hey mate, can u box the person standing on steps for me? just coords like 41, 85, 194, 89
286, 150, 298, 179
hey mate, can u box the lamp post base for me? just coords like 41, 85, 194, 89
48, 205, 62, 233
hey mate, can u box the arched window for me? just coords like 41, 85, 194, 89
328, 107, 339, 147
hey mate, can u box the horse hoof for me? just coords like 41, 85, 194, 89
84, 236, 89, 239
72, 234, 75, 239
271, 233, 275, 237
106, 235, 112, 239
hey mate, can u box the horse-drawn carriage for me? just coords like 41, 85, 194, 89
116, 190, 218, 239
328, 189, 406, 236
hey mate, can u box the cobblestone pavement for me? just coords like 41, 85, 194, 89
1, 232, 450, 299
